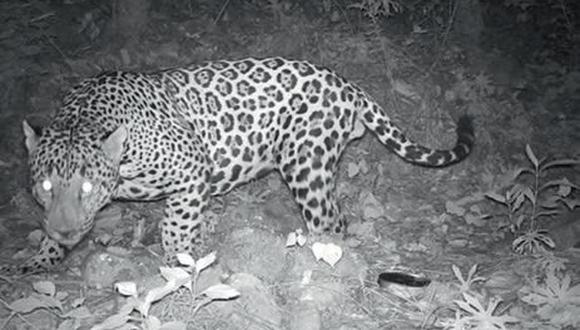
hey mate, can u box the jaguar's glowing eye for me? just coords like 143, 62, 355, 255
41, 180, 52, 192
81, 181, 93, 194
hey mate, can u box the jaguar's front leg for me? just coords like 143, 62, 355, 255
0, 235, 66, 276
160, 175, 211, 264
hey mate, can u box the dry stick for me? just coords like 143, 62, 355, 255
213, 0, 231, 25
429, 0, 459, 72
29, 12, 55, 24
0, 273, 14, 284
331, 0, 356, 34
0, 298, 41, 330
44, 35, 69, 62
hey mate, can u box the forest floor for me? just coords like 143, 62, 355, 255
0, 1, 578, 329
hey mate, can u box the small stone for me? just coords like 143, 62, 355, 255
82, 247, 162, 289
290, 300, 320, 330
208, 273, 282, 329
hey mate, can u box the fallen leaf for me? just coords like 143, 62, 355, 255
311, 242, 343, 267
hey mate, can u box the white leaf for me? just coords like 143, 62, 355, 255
9, 296, 49, 314
144, 315, 161, 330
359, 190, 384, 220
160, 321, 188, 330
90, 312, 131, 330
311, 242, 343, 267
445, 200, 465, 216
464, 212, 485, 227
485, 191, 506, 204
27, 229, 44, 245
393, 80, 418, 99
347, 162, 360, 178
296, 233, 307, 246
63, 306, 92, 319
557, 183, 572, 197
176, 253, 195, 267
300, 270, 312, 285
202, 284, 240, 300
72, 297, 85, 308
286, 232, 297, 247
115, 281, 138, 297
34, 281, 56, 297
57, 319, 77, 330
159, 266, 190, 283
525, 144, 539, 168
140, 282, 178, 317
195, 252, 217, 273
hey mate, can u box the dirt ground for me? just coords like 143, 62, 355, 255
0, 1, 578, 329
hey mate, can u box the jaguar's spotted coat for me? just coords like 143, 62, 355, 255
7, 57, 473, 274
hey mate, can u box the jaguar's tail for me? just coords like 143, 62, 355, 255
360, 100, 474, 167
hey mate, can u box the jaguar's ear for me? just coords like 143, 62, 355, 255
102, 125, 127, 163
22, 120, 40, 154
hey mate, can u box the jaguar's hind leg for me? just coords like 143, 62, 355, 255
280, 142, 346, 235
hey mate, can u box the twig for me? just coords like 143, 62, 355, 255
43, 35, 69, 61
331, 0, 356, 34
213, 0, 231, 25
429, 0, 458, 71
29, 12, 55, 24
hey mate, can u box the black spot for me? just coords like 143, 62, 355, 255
219, 158, 231, 168
221, 182, 231, 192
256, 168, 271, 179
309, 111, 323, 121
309, 128, 322, 137
314, 146, 324, 156
242, 148, 253, 162
375, 125, 385, 136
307, 198, 319, 208
130, 187, 142, 194
258, 144, 268, 156
324, 137, 334, 151
385, 138, 401, 152
296, 130, 306, 140
296, 188, 308, 199
231, 164, 242, 181
304, 209, 313, 221
282, 115, 292, 129
312, 159, 323, 170
211, 171, 225, 183
296, 167, 311, 182
323, 120, 334, 129
309, 176, 324, 191
312, 217, 320, 227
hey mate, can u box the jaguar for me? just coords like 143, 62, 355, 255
5, 57, 473, 274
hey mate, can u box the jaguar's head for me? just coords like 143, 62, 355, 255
23, 121, 127, 248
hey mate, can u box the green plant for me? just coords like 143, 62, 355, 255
1, 281, 91, 330
520, 269, 580, 328
486, 144, 579, 254
452, 264, 486, 294
349, 0, 403, 22
439, 264, 518, 330
449, 70, 496, 101
92, 252, 239, 330
445, 293, 519, 330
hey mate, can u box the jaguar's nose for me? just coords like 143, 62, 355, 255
47, 228, 83, 247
